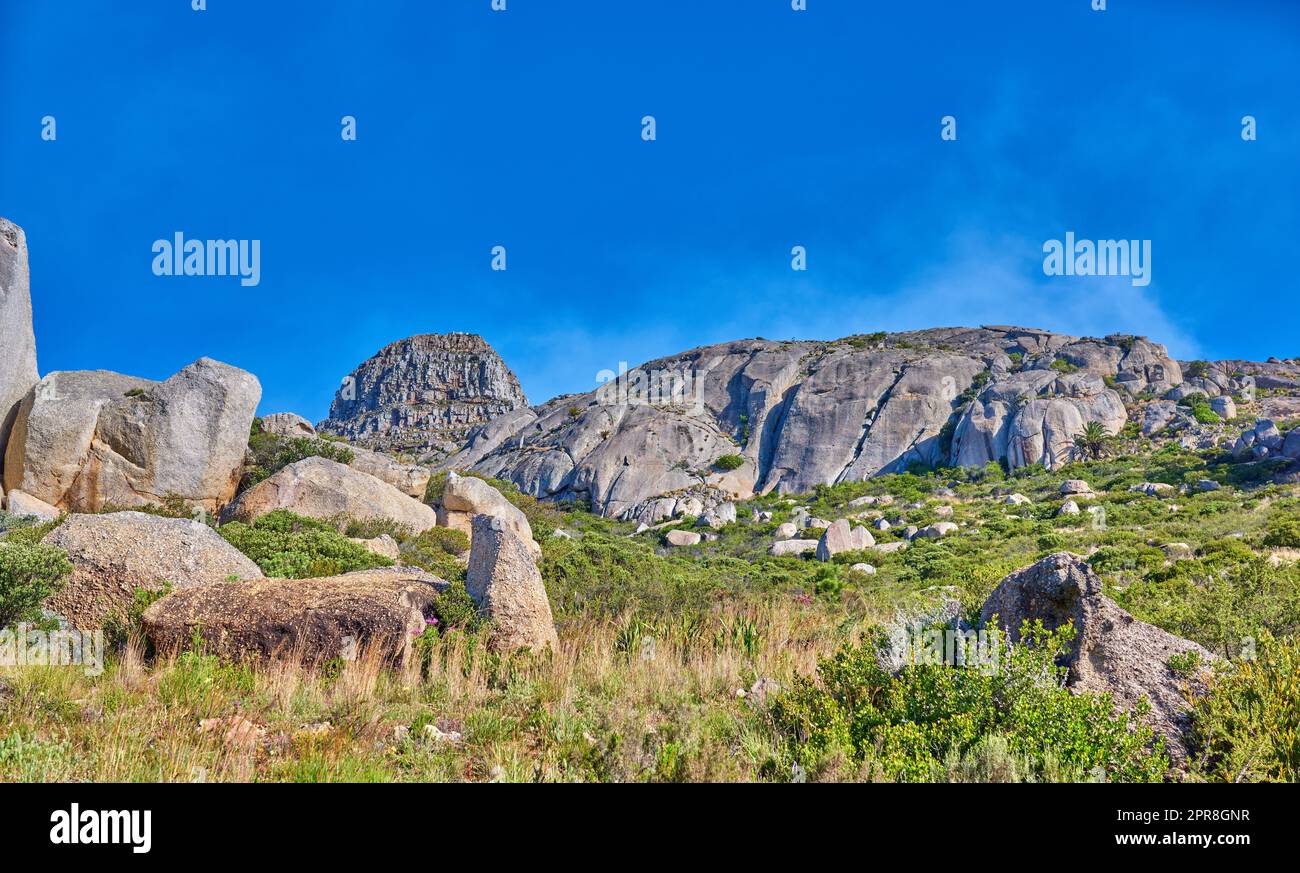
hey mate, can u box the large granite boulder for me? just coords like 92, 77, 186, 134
4, 358, 260, 513
466, 515, 558, 653
43, 511, 263, 630
815, 518, 875, 561
436, 471, 537, 556
348, 447, 432, 498
980, 552, 1215, 764
258, 412, 316, 438
0, 218, 39, 489
142, 567, 446, 664
226, 456, 437, 532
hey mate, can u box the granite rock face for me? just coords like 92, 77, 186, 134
447, 327, 1148, 518
318, 333, 527, 462
0, 218, 39, 489
4, 358, 260, 514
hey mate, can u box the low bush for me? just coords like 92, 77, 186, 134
218, 510, 392, 579
0, 541, 73, 630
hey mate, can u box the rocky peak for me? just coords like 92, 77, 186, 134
318, 332, 526, 461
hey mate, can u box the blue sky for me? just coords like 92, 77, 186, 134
3, 0, 1297, 420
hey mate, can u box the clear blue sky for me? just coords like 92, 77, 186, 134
3, 0, 1297, 420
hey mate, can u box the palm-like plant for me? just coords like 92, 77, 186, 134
1073, 420, 1112, 461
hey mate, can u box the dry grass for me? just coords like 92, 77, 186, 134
0, 599, 855, 782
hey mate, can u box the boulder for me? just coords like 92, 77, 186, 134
933, 504, 954, 519
871, 541, 909, 554
1209, 396, 1236, 421
43, 511, 264, 630
1160, 542, 1195, 560
849, 562, 877, 575
1234, 419, 1284, 460
1058, 499, 1081, 517
816, 518, 875, 561
665, 529, 701, 547
1004, 493, 1032, 506
142, 567, 444, 664
915, 521, 958, 539
4, 489, 59, 521
1195, 479, 1221, 492
1129, 482, 1176, 498
698, 502, 737, 529
0, 218, 39, 486
258, 413, 316, 438
4, 358, 260, 514
438, 471, 537, 556
1284, 428, 1300, 461
872, 517, 891, 531
768, 539, 818, 557
227, 456, 437, 533
348, 447, 432, 499
1059, 480, 1093, 496
979, 552, 1215, 764
466, 515, 558, 653
1140, 401, 1180, 437
773, 522, 798, 540
351, 533, 401, 561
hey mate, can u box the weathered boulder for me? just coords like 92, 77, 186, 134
698, 501, 737, 529
1058, 499, 1081, 517
1060, 479, 1093, 496
466, 515, 557, 653
1234, 419, 1284, 460
1140, 400, 1180, 436
3, 489, 59, 521
979, 552, 1215, 764
437, 471, 537, 556
1210, 396, 1236, 421
815, 518, 875, 561
351, 533, 401, 561
142, 567, 444, 664
226, 456, 437, 532
773, 522, 798, 540
348, 447, 432, 499
258, 412, 316, 438
44, 511, 263, 630
0, 218, 39, 487
1129, 482, 1176, 498
915, 521, 958, 539
1004, 493, 1032, 506
769, 538, 818, 557
665, 529, 701, 547
1285, 428, 1300, 461
849, 562, 877, 575
4, 358, 260, 513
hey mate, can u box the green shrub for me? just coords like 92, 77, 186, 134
714, 454, 745, 472
1263, 517, 1300, 548
0, 542, 73, 629
769, 621, 1168, 782
342, 517, 413, 542
241, 421, 355, 491
218, 511, 391, 579
1188, 633, 1300, 782
431, 582, 480, 630
104, 584, 173, 651
400, 527, 470, 584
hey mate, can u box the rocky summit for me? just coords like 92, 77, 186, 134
318, 333, 527, 462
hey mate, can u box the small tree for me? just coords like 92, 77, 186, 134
1073, 421, 1112, 461
0, 542, 73, 629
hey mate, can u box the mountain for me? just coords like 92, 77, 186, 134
317, 333, 527, 462
436, 327, 1300, 520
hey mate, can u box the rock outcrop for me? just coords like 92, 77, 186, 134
466, 514, 558, 653
225, 456, 437, 532
318, 333, 527, 462
435, 471, 537, 556
348, 447, 432, 498
4, 358, 260, 514
43, 511, 264, 630
447, 327, 1151, 518
142, 567, 446, 665
0, 219, 39, 496
815, 518, 874, 561
979, 552, 1215, 764
258, 412, 316, 438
